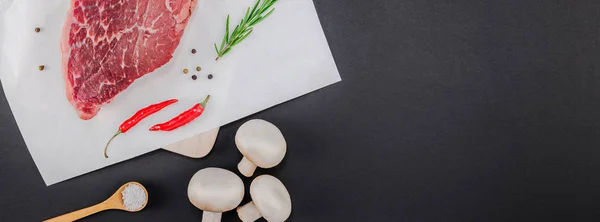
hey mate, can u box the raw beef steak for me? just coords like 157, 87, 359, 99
61, 0, 197, 120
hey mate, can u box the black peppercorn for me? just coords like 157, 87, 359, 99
192, 75, 197, 80
191, 49, 197, 54
208, 74, 213, 79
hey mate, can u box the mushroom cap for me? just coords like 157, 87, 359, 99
250, 175, 292, 222
188, 167, 244, 212
235, 119, 287, 168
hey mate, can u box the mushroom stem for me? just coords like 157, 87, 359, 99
238, 156, 257, 177
202, 211, 222, 222
237, 201, 262, 222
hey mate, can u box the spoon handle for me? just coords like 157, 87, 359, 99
44, 202, 110, 222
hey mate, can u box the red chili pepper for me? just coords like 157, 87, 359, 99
149, 95, 210, 132
104, 99, 178, 158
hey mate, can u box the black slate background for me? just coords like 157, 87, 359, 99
2, 0, 600, 221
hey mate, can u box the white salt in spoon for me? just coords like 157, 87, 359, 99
44, 182, 148, 222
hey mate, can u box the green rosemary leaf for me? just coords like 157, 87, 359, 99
231, 24, 241, 41
249, 16, 262, 27
219, 32, 226, 53
258, 0, 269, 12
249, 0, 261, 19
214, 43, 219, 55
254, 8, 275, 24
236, 26, 249, 41
263, 0, 277, 13
232, 29, 253, 46
225, 15, 230, 43
238, 28, 254, 43
247, 15, 261, 26
242, 26, 253, 35
258, 0, 272, 14
243, 7, 251, 24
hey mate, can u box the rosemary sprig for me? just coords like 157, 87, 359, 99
214, 0, 277, 60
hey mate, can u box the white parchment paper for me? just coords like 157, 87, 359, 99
219, 0, 341, 124
0, 0, 340, 185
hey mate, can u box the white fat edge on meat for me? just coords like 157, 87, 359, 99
121, 47, 127, 69
165, 0, 173, 13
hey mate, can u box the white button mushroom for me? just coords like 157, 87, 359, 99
188, 167, 245, 222
237, 175, 292, 222
235, 119, 287, 177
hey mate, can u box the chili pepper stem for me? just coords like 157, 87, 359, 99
104, 130, 122, 158
200, 95, 211, 107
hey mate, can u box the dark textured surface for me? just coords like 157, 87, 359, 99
2, 0, 600, 221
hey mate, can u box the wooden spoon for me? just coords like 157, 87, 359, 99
44, 182, 148, 222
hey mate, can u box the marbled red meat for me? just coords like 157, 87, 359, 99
61, 0, 197, 120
